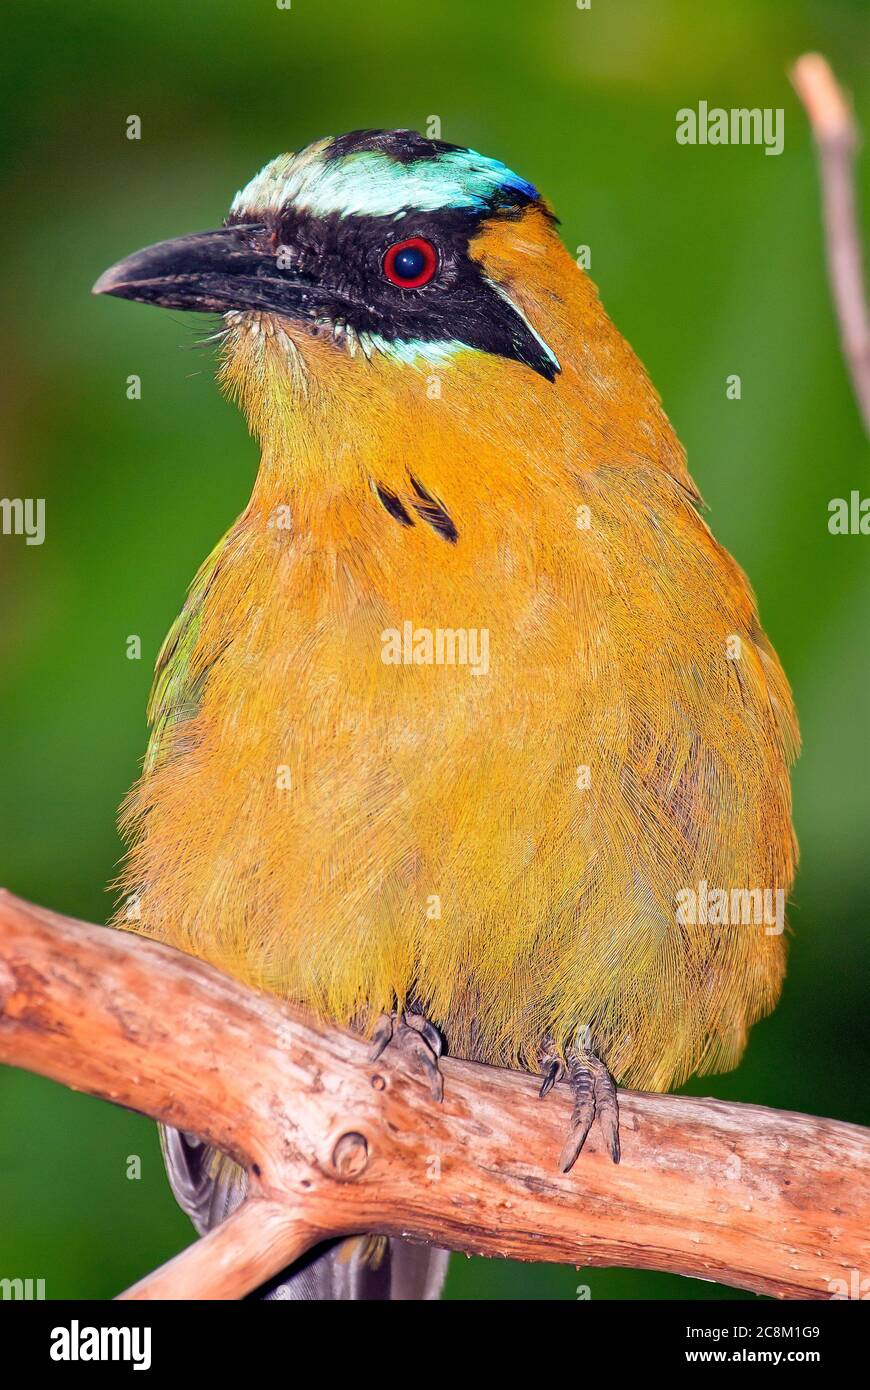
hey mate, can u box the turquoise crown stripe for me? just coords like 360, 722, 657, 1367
232, 142, 540, 220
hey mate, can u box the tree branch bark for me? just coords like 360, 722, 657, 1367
792, 52, 870, 437
0, 888, 866, 1301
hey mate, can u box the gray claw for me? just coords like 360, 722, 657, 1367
559, 1050, 620, 1170
403, 1012, 443, 1058
560, 1057, 596, 1172
370, 1010, 444, 1103
591, 1056, 620, 1164
539, 1059, 561, 1099
369, 1013, 395, 1062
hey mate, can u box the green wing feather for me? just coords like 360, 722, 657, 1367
143, 532, 231, 774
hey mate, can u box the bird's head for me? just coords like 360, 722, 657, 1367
94, 128, 564, 372
95, 130, 686, 525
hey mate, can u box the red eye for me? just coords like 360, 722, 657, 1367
382, 237, 438, 288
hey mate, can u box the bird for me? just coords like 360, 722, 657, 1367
94, 128, 798, 1300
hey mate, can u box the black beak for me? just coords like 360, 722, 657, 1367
92, 224, 327, 318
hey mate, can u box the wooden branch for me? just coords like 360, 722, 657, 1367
119, 1201, 315, 1301
792, 53, 870, 436
0, 890, 867, 1301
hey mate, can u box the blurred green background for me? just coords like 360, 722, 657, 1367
1, 0, 867, 1301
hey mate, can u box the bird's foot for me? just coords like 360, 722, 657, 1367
539, 1041, 620, 1169
369, 1010, 444, 1103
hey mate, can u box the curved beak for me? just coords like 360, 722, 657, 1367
92, 224, 325, 318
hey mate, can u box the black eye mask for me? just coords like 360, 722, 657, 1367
223, 203, 560, 381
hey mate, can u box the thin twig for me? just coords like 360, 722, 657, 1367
792, 52, 870, 436
0, 889, 867, 1300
